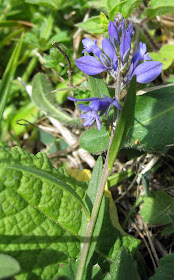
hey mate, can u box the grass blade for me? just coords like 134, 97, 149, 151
0, 34, 23, 126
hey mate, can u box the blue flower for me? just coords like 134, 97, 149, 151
82, 38, 101, 58
75, 37, 118, 78
75, 13, 162, 84
123, 42, 163, 84
68, 95, 121, 130
71, 13, 163, 131
80, 108, 102, 131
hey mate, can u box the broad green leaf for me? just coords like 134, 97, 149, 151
109, 0, 143, 20
150, 45, 174, 70
125, 84, 174, 153
150, 254, 174, 280
0, 34, 23, 125
0, 146, 89, 223
80, 126, 110, 154
47, 31, 69, 46
161, 224, 174, 236
106, 0, 120, 12
76, 16, 107, 34
0, 254, 20, 279
106, 249, 138, 280
31, 73, 81, 127
88, 75, 111, 98
0, 146, 89, 279
140, 190, 174, 225
24, 0, 58, 9
147, 0, 174, 18
108, 77, 136, 173
81, 84, 174, 155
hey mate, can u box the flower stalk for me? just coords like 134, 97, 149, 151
76, 57, 122, 280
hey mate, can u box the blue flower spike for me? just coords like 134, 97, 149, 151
69, 13, 163, 130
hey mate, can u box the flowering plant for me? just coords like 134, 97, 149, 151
68, 13, 162, 132
68, 13, 163, 280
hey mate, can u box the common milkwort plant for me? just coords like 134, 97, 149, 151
67, 13, 163, 280
3, 3, 174, 279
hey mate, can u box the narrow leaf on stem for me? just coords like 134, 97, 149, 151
108, 76, 136, 172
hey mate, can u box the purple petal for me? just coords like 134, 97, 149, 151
96, 118, 101, 131
82, 38, 101, 58
83, 118, 95, 127
132, 42, 151, 69
68, 96, 99, 102
108, 21, 119, 45
102, 37, 115, 62
89, 99, 110, 112
112, 99, 122, 111
75, 56, 108, 75
100, 53, 111, 68
133, 61, 163, 83
78, 104, 91, 112
120, 30, 131, 63
127, 22, 134, 37
144, 53, 151, 61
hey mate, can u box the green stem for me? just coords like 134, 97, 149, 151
122, 197, 143, 229
22, 56, 38, 83
76, 59, 122, 280
75, 138, 110, 280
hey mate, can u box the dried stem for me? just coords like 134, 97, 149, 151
51, 86, 89, 93
52, 41, 73, 87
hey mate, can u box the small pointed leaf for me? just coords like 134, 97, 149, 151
108, 77, 136, 172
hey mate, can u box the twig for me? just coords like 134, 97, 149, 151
73, 9, 91, 60
115, 172, 139, 202
143, 223, 159, 267
135, 22, 160, 51
130, 17, 160, 51
48, 117, 95, 168
33, 49, 69, 86
48, 143, 79, 158
51, 86, 89, 93
52, 41, 73, 87
137, 156, 160, 184
51, 68, 69, 86
133, 221, 157, 270
153, 238, 168, 257
119, 205, 157, 271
